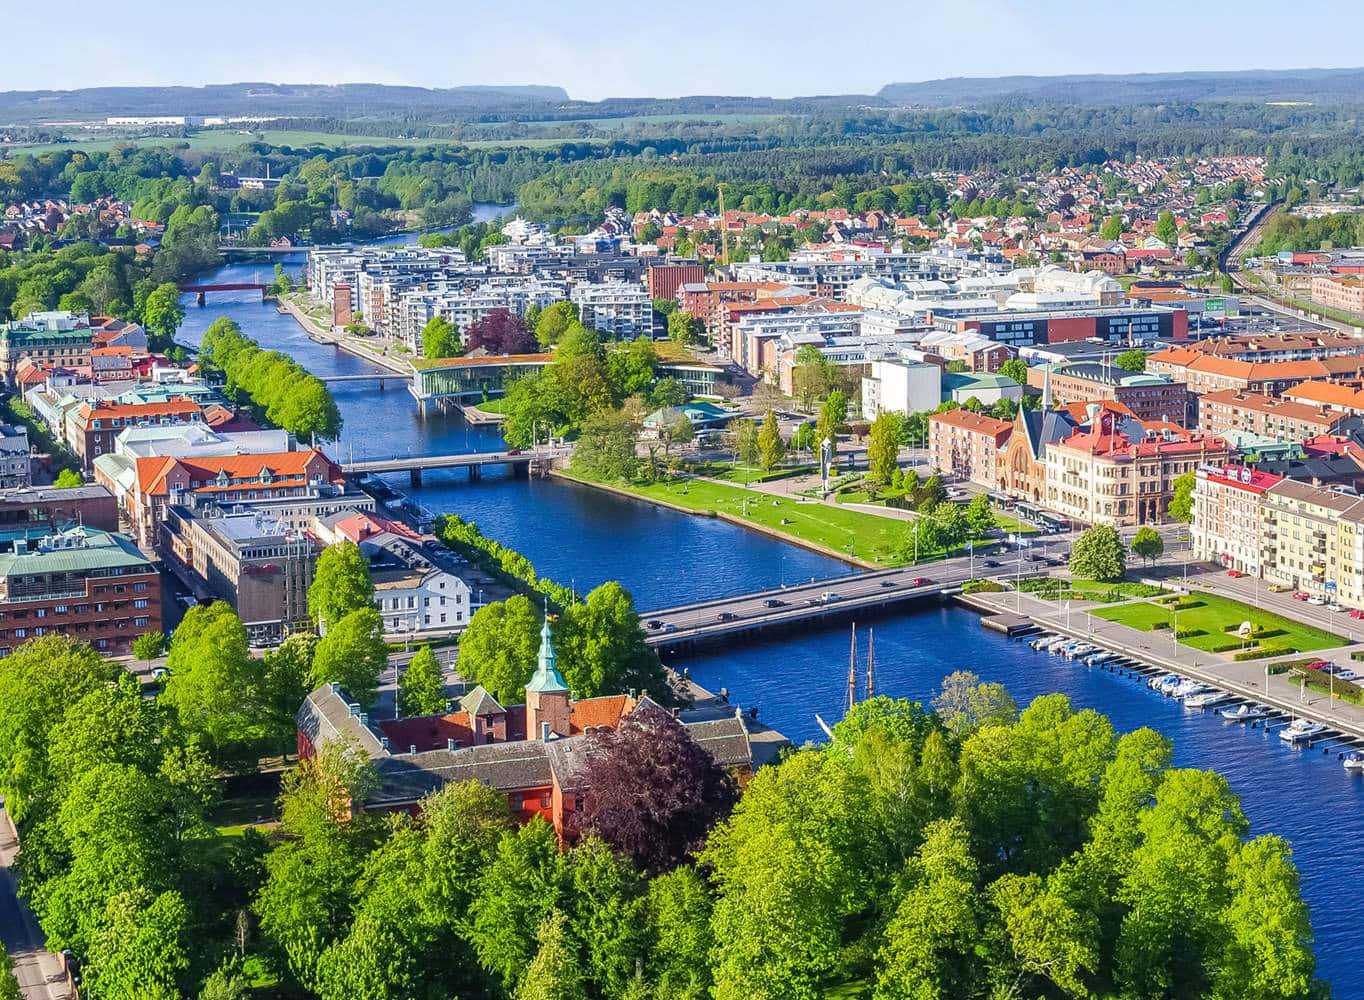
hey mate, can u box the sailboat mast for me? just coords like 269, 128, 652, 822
848, 623, 857, 713
867, 627, 875, 700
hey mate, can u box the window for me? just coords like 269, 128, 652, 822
133, 599, 148, 609
13, 629, 25, 638
134, 617, 148, 627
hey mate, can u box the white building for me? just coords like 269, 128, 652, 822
570, 281, 652, 338
861, 359, 942, 420
0, 424, 29, 489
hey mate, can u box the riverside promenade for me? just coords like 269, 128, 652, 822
962, 586, 1364, 743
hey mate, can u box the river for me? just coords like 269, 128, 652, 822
177, 237, 1364, 994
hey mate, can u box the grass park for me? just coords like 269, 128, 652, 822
1093, 590, 1344, 656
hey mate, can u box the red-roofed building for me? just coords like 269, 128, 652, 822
1192, 463, 1284, 575
1045, 411, 1229, 526
119, 448, 342, 545
928, 409, 1013, 488
70, 396, 203, 470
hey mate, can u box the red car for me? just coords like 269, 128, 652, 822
1293, 591, 1310, 600
1349, 609, 1364, 620
1226, 569, 1246, 578
912, 577, 932, 586
1307, 660, 1331, 671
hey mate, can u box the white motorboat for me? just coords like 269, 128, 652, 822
1170, 678, 1205, 699
1153, 674, 1183, 694
1065, 643, 1096, 660
1344, 751, 1364, 772
1220, 703, 1267, 723
1085, 651, 1116, 666
1029, 635, 1054, 651
1042, 636, 1070, 652
1185, 689, 1233, 709
1279, 718, 1329, 743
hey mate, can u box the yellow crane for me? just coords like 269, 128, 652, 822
718, 182, 730, 265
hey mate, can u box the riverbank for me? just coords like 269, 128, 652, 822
277, 294, 416, 376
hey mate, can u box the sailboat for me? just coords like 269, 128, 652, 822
818, 624, 875, 739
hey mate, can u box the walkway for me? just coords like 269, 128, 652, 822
0, 811, 71, 1000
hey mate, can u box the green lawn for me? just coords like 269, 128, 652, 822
564, 473, 914, 564
469, 396, 513, 415
1094, 591, 1344, 655
1020, 577, 1164, 604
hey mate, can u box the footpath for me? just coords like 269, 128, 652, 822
0, 810, 71, 1000
277, 296, 415, 376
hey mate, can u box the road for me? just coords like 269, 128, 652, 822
0, 811, 70, 1000
643, 533, 1074, 645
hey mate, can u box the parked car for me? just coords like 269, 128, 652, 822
1307, 660, 1332, 671
1227, 569, 1246, 578
1268, 583, 1288, 593
1308, 595, 1326, 606
1329, 602, 1344, 613
1349, 609, 1364, 620
1293, 591, 1310, 601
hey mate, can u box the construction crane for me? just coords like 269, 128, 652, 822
717, 183, 730, 265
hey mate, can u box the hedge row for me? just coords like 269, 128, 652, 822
436, 514, 576, 611
1234, 646, 1296, 661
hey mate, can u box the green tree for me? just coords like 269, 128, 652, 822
260, 634, 318, 751
571, 408, 640, 483
932, 500, 968, 548
198, 965, 251, 1000
1114, 349, 1148, 373
0, 946, 20, 1000
792, 344, 836, 409
516, 910, 586, 1000
421, 315, 461, 358
998, 357, 1030, 386
729, 418, 759, 469
1131, 525, 1165, 567
650, 376, 687, 410
666, 311, 704, 346
557, 582, 667, 699
931, 670, 1017, 738
652, 297, 677, 318
536, 301, 579, 347
310, 608, 387, 708
162, 602, 261, 759
1069, 524, 1127, 582
1155, 210, 1179, 247
1168, 471, 1196, 523
757, 409, 785, 472
85, 888, 191, 1000
52, 468, 83, 488
899, 516, 944, 562
456, 595, 542, 705
399, 646, 447, 717
867, 410, 901, 485
645, 867, 715, 997
131, 630, 166, 667
141, 282, 185, 352
964, 494, 996, 539
1100, 214, 1125, 240
309, 540, 375, 628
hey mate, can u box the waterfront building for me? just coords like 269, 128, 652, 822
1196, 389, 1350, 443
1026, 362, 1190, 424
677, 281, 791, 343
928, 409, 1013, 486
1260, 478, 1364, 602
1044, 414, 1229, 526
569, 281, 652, 339
160, 504, 315, 644
0, 526, 161, 656
296, 621, 755, 836
1191, 464, 1283, 575
396, 277, 567, 352
999, 406, 1080, 503
733, 306, 863, 381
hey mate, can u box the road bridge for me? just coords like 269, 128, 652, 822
345, 445, 571, 487
639, 536, 1072, 653
179, 282, 268, 305
317, 373, 413, 387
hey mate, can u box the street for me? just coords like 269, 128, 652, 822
0, 810, 70, 1000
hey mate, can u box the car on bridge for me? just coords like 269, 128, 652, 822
912, 577, 932, 586
646, 619, 663, 630
820, 591, 841, 603
762, 598, 785, 608
718, 611, 739, 622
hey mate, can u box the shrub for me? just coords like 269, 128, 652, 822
962, 579, 1006, 594
1205, 640, 1248, 653
1234, 646, 1297, 661
1147, 620, 1170, 631
1174, 628, 1205, 640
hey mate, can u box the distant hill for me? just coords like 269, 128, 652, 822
877, 68, 1364, 106
0, 82, 572, 122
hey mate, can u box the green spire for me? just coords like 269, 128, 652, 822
526, 615, 569, 694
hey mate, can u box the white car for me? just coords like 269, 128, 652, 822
1308, 595, 1326, 606
1328, 602, 1344, 613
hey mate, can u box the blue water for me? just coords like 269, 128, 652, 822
178, 253, 1364, 995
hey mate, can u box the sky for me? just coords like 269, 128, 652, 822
15, 0, 1364, 102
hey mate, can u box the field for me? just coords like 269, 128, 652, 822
1093, 591, 1344, 654
514, 112, 793, 130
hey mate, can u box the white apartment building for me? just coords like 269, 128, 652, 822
861, 359, 942, 419
397, 278, 568, 352
1191, 464, 1283, 575
570, 281, 652, 338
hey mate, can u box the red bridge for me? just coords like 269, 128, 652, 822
178, 282, 269, 305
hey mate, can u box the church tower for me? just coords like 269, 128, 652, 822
525, 616, 571, 740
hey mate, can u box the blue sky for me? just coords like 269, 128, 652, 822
14, 0, 1364, 101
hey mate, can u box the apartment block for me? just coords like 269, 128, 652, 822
1191, 464, 1283, 575
928, 409, 1013, 487
1196, 389, 1347, 443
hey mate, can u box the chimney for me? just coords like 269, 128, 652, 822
541, 722, 551, 742
409, 744, 416, 756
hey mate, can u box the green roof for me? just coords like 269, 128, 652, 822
0, 527, 151, 578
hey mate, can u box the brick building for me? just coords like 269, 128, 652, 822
1196, 389, 1349, 442
1310, 275, 1364, 315
928, 409, 1013, 487
1146, 349, 1364, 397
0, 484, 118, 535
0, 526, 161, 656
1191, 464, 1283, 575
296, 620, 756, 837
1026, 363, 1191, 424
645, 263, 704, 302
70, 397, 204, 470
